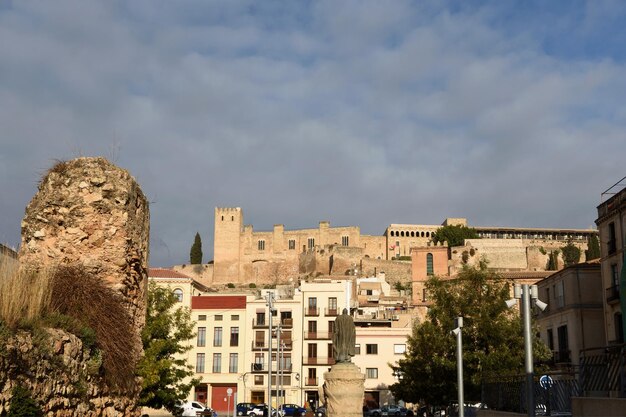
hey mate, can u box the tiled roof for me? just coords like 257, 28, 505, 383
148, 268, 192, 279
192, 295, 247, 309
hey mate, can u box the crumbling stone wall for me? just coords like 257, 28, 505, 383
19, 157, 149, 334
15, 157, 149, 416
0, 328, 137, 416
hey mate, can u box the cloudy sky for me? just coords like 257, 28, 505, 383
1, 0, 625, 267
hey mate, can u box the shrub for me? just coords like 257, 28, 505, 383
562, 242, 581, 266
47, 265, 137, 391
248, 283, 257, 288
7, 385, 43, 417
227, 283, 235, 289
0, 261, 51, 330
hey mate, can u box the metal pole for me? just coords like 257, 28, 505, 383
522, 284, 534, 417
277, 321, 282, 414
267, 293, 274, 413
456, 317, 464, 417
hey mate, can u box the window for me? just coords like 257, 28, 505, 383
547, 329, 554, 350
366, 368, 378, 379
258, 240, 265, 251
394, 344, 406, 354
173, 288, 183, 302
308, 343, 317, 358
230, 327, 239, 346
214, 327, 222, 347
422, 288, 427, 302
557, 325, 569, 356
229, 353, 239, 373
256, 312, 266, 326
254, 375, 264, 385
215, 315, 223, 321
615, 313, 624, 343
355, 344, 361, 355
198, 315, 207, 321
366, 344, 378, 354
196, 353, 205, 373
556, 281, 564, 308
426, 253, 434, 275
197, 327, 206, 347
612, 264, 619, 287
308, 238, 315, 249
213, 353, 222, 373
328, 297, 337, 314
608, 222, 616, 254
231, 315, 239, 321
342, 236, 349, 246
288, 239, 296, 250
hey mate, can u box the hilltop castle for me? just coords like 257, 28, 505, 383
174, 207, 597, 289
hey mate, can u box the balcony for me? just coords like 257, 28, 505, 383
304, 331, 333, 340
303, 356, 335, 366
305, 307, 320, 317
252, 341, 267, 350
252, 340, 293, 351
281, 318, 293, 328
552, 350, 571, 364
253, 318, 268, 328
324, 308, 339, 317
304, 377, 319, 386
606, 285, 620, 303
251, 363, 267, 372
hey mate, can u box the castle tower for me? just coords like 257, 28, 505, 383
410, 242, 449, 307
214, 207, 243, 283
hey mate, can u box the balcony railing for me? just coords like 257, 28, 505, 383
253, 318, 268, 328
324, 308, 339, 317
304, 377, 319, 386
303, 356, 335, 366
281, 318, 293, 328
251, 363, 266, 372
304, 331, 333, 340
552, 350, 571, 364
252, 340, 294, 350
607, 285, 620, 303
305, 307, 320, 316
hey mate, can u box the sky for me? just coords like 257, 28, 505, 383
1, 0, 625, 267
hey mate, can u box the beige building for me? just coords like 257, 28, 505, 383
204, 207, 597, 287
536, 261, 605, 367
596, 180, 626, 345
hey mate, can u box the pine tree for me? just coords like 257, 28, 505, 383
585, 235, 600, 260
189, 232, 202, 264
546, 250, 559, 270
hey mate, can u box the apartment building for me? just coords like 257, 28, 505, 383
596, 178, 626, 344
536, 261, 605, 367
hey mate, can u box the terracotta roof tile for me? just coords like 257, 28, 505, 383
148, 268, 192, 279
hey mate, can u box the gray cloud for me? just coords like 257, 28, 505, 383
1, 1, 625, 265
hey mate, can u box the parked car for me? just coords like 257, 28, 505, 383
364, 407, 381, 417
174, 401, 217, 417
248, 404, 279, 417
279, 404, 307, 417
238, 403, 258, 416
381, 405, 403, 416
315, 406, 326, 417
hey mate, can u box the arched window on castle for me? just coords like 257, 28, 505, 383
173, 288, 183, 302
426, 253, 434, 276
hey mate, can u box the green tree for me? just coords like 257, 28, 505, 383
561, 241, 581, 267
585, 235, 600, 260
389, 263, 549, 406
137, 283, 199, 412
7, 385, 43, 417
432, 225, 480, 247
190, 232, 203, 264
546, 250, 559, 271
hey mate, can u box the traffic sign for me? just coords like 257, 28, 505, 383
539, 374, 554, 389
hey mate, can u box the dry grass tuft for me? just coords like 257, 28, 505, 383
0, 261, 51, 329
48, 265, 138, 391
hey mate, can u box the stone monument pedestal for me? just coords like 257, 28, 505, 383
323, 362, 365, 417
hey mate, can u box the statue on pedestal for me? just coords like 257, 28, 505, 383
332, 308, 356, 363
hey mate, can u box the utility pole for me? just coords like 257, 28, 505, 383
266, 292, 276, 413
452, 317, 464, 417
276, 320, 283, 414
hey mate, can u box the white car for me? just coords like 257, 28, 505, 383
176, 401, 215, 417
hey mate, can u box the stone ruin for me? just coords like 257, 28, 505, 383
1, 157, 150, 416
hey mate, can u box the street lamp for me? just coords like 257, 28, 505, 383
266, 292, 276, 410
451, 317, 464, 417
506, 284, 547, 417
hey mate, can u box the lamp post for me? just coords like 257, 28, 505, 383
451, 317, 464, 417
506, 284, 547, 417
266, 292, 276, 411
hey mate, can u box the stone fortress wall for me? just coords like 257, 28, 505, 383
175, 207, 597, 288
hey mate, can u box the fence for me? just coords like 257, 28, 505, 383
481, 371, 580, 415
579, 344, 626, 397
